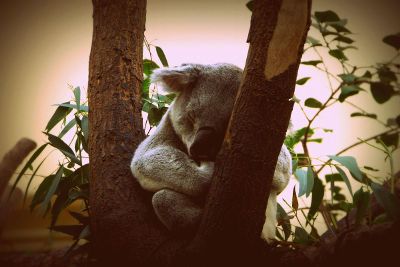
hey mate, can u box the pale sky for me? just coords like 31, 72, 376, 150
0, 0, 399, 197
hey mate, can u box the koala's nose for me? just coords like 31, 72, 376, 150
189, 127, 219, 160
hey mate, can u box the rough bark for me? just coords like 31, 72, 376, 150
185, 0, 311, 265
87, 0, 168, 265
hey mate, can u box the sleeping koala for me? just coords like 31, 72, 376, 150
130, 63, 291, 242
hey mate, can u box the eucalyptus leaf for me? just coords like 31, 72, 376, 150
370, 82, 395, 104
328, 155, 363, 181
45, 103, 72, 132
371, 183, 400, 220
73, 87, 81, 111
41, 166, 64, 213
308, 177, 324, 220
305, 98, 323, 108
335, 166, 353, 196
296, 77, 311, 85
155, 46, 169, 67
45, 133, 81, 165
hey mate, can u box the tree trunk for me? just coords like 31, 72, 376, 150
87, 0, 169, 265
184, 0, 311, 265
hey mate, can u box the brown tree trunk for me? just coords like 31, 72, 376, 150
87, 0, 168, 265
182, 0, 311, 265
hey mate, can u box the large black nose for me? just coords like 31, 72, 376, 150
189, 127, 219, 160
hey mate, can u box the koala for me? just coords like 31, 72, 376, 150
130, 63, 291, 242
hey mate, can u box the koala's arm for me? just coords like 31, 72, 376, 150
131, 115, 213, 197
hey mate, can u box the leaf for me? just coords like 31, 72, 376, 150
143, 59, 159, 77
338, 73, 357, 84
73, 87, 81, 112
383, 32, 400, 50
246, 0, 254, 12
301, 60, 322, 66
58, 119, 77, 138
304, 98, 322, 108
45, 133, 81, 165
10, 144, 48, 196
378, 66, 397, 83
142, 77, 151, 99
45, 103, 72, 132
55, 103, 89, 112
296, 77, 311, 85
276, 204, 291, 241
292, 187, 298, 210
30, 174, 55, 211
306, 36, 321, 46
148, 106, 168, 126
333, 35, 354, 44
24, 156, 47, 204
69, 211, 90, 225
325, 173, 342, 182
328, 155, 363, 181
350, 112, 377, 119
308, 177, 324, 219
370, 82, 395, 104
329, 49, 348, 61
379, 132, 399, 148
314, 10, 340, 23
339, 85, 363, 102
353, 187, 371, 225
371, 183, 400, 220
364, 166, 379, 172
293, 226, 312, 244
81, 115, 89, 143
335, 166, 353, 196
41, 166, 64, 213
51, 224, 85, 239
155, 46, 169, 67
295, 168, 314, 197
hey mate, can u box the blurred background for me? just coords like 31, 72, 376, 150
0, 0, 399, 252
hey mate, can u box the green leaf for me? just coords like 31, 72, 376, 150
314, 10, 340, 23
55, 103, 88, 112
329, 49, 348, 61
338, 73, 357, 84
58, 119, 77, 138
148, 106, 168, 126
69, 211, 90, 225
301, 60, 322, 66
143, 59, 159, 77
284, 127, 315, 150
51, 224, 85, 239
383, 33, 400, 50
295, 167, 314, 197
276, 203, 291, 241
364, 166, 379, 172
304, 98, 322, 108
328, 155, 363, 181
325, 173, 342, 183
246, 0, 254, 12
73, 87, 81, 112
293, 226, 312, 244
23, 156, 47, 204
370, 82, 395, 104
333, 35, 354, 44
296, 77, 311, 85
45, 103, 72, 132
155, 46, 169, 67
308, 177, 324, 219
306, 36, 321, 46
339, 85, 363, 102
81, 115, 89, 143
10, 144, 48, 196
350, 112, 377, 119
379, 132, 399, 148
335, 166, 353, 196
371, 183, 400, 220
45, 133, 81, 165
142, 77, 151, 99
41, 166, 64, 213
353, 187, 371, 225
378, 66, 397, 83
30, 174, 54, 211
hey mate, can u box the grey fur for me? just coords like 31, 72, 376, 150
131, 63, 291, 241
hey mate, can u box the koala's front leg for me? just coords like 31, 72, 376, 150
131, 146, 214, 197
152, 189, 202, 233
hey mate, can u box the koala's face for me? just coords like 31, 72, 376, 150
151, 63, 242, 161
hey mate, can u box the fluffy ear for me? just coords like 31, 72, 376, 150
150, 64, 200, 93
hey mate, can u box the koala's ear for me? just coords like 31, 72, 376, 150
150, 64, 200, 93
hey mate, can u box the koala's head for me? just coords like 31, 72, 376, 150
151, 63, 242, 161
